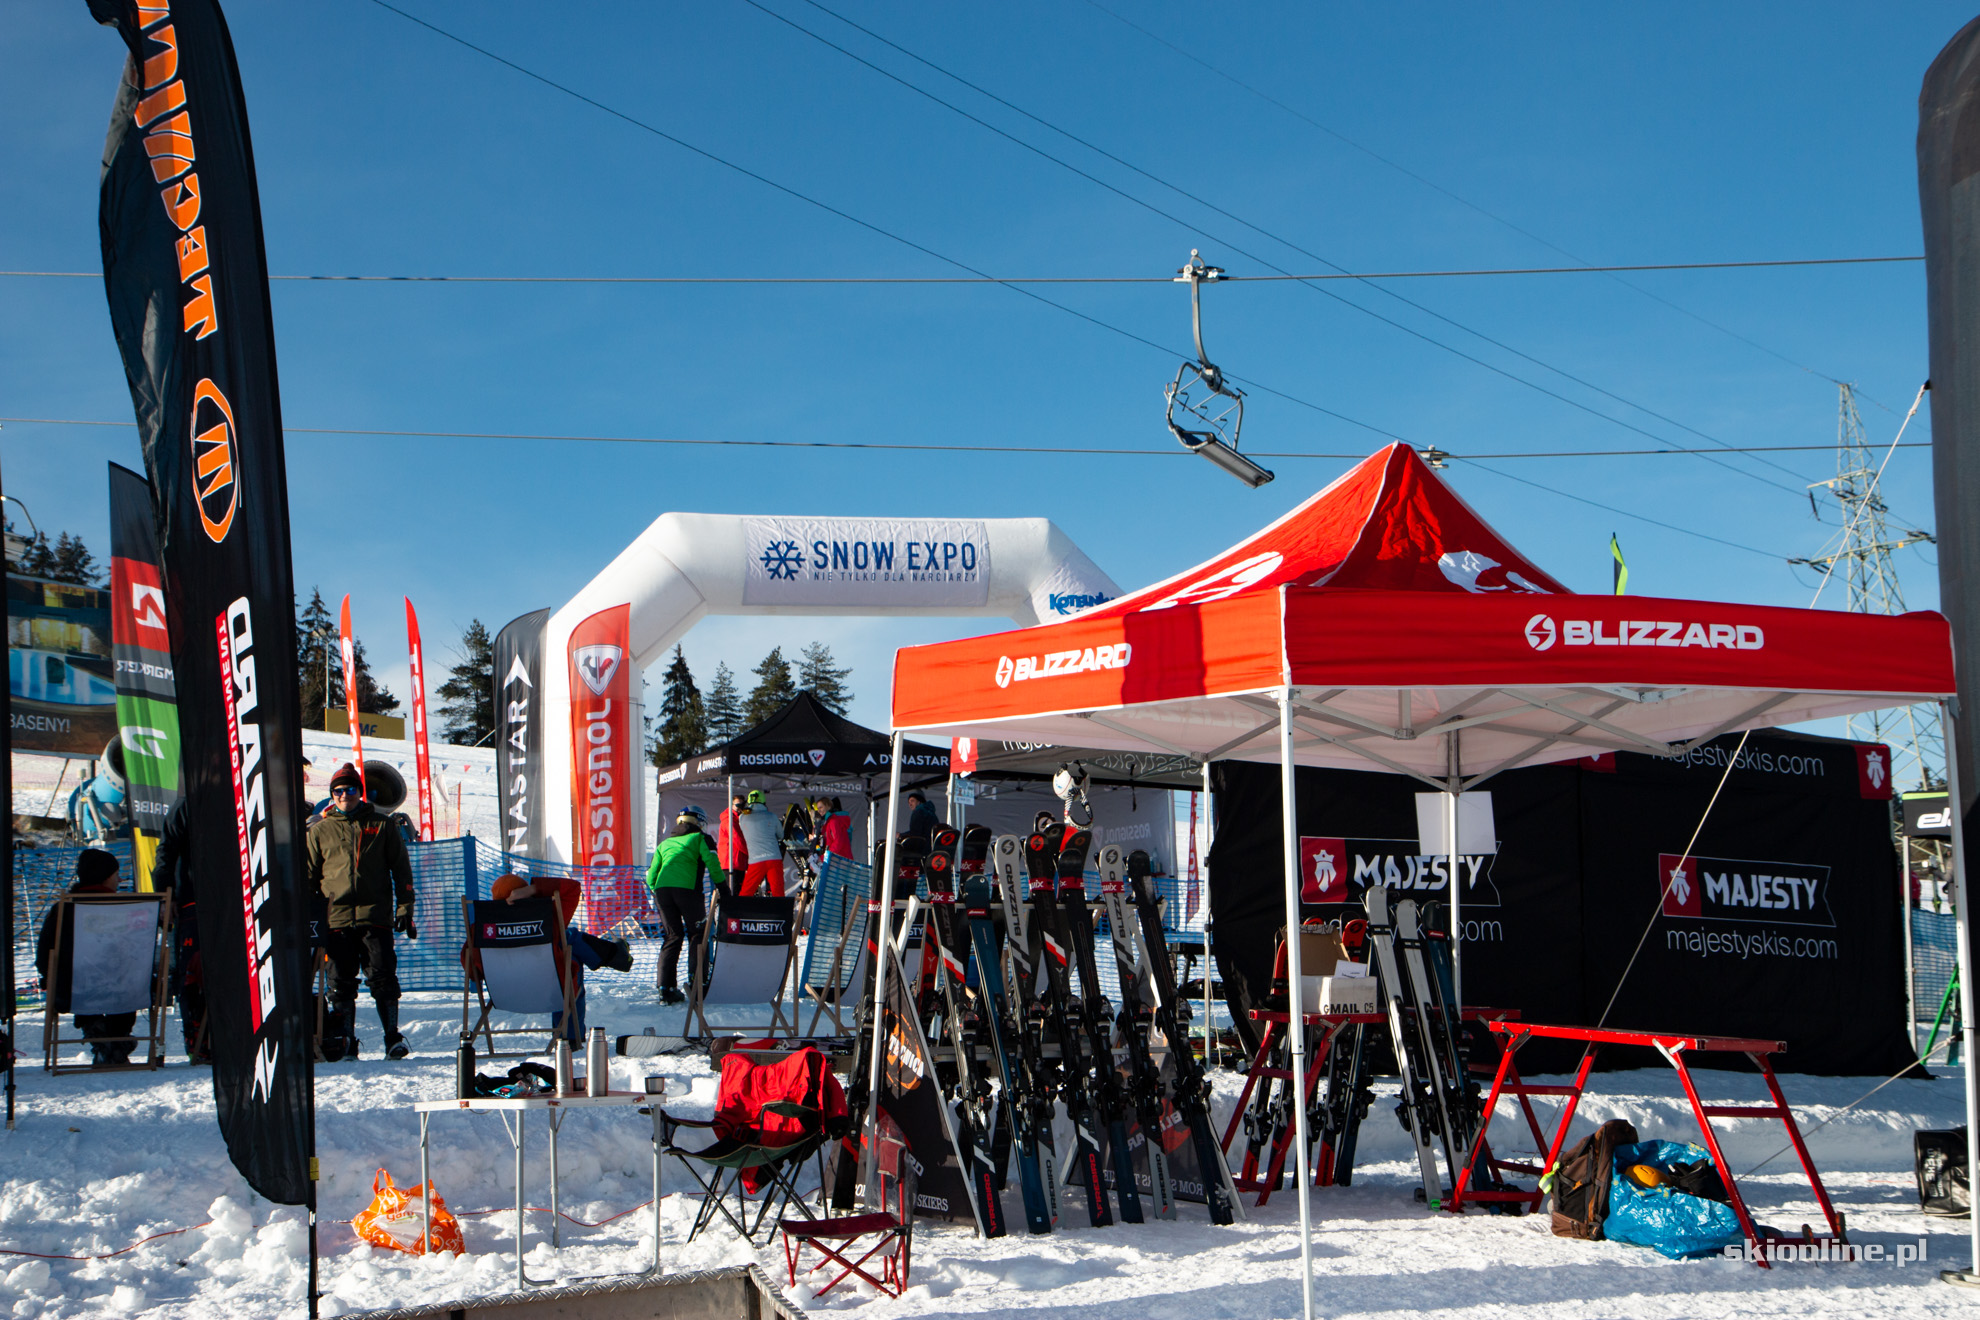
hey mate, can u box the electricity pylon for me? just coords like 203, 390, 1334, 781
1794, 383, 1941, 790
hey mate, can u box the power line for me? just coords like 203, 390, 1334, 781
1081, 0, 1890, 411
3, 413, 1924, 460
1452, 458, 1785, 560
363, 0, 1406, 447
758, 0, 1820, 499
0, 254, 1921, 284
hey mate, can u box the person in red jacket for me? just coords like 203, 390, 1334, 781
717, 792, 748, 891
817, 797, 853, 859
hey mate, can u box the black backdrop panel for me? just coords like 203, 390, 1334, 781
1208, 731, 1907, 1074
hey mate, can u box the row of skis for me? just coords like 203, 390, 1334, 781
847, 821, 1243, 1236
1232, 887, 1518, 1211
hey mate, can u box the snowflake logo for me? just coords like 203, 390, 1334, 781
760, 540, 804, 581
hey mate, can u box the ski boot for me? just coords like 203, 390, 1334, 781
380, 1001, 410, 1060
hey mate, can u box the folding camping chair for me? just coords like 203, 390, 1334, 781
42, 891, 171, 1074
460, 894, 578, 1060
653, 1046, 847, 1244
689, 892, 799, 1040
781, 1110, 916, 1300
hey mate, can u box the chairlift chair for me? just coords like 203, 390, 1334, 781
1167, 250, 1272, 487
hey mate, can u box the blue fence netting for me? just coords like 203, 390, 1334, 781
11, 833, 1204, 1006
1914, 907, 1960, 1036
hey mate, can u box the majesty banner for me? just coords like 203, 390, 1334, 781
107, 462, 182, 838
567, 604, 631, 873
405, 598, 433, 840
93, 0, 312, 1206
493, 608, 548, 858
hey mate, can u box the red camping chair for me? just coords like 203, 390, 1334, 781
654, 1046, 849, 1244
781, 1111, 916, 1299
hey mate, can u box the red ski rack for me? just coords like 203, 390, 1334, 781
1223, 1005, 1522, 1206
1449, 1022, 1846, 1267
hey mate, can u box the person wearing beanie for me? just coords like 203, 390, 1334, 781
644, 806, 724, 1004
35, 849, 136, 1067
306, 762, 416, 1060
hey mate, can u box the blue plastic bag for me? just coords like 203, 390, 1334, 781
1601, 1140, 1743, 1260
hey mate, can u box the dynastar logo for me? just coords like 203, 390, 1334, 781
993, 643, 1131, 688
216, 597, 280, 1101
501, 653, 533, 853
190, 379, 239, 543
573, 644, 623, 697
1524, 614, 1763, 651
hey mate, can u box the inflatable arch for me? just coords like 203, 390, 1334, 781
526, 513, 1120, 867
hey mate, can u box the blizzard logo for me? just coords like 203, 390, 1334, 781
573, 644, 623, 696
1659, 853, 1834, 927
1049, 590, 1113, 614
993, 643, 1131, 688
1525, 614, 1764, 652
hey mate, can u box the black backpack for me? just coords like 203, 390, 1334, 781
1548, 1118, 1638, 1240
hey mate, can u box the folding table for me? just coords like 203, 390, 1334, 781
1450, 1022, 1846, 1267
412, 1092, 662, 1289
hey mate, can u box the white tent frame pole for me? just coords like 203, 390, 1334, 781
1278, 688, 1315, 1320
1938, 699, 1980, 1283
861, 730, 907, 1194
1202, 759, 1216, 1067
1446, 727, 1462, 1008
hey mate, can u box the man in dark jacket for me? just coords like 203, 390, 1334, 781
35, 848, 135, 1067
149, 799, 208, 1062
904, 791, 941, 844
306, 762, 416, 1059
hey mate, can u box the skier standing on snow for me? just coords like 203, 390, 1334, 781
717, 791, 749, 892
736, 789, 786, 896
307, 762, 416, 1060
646, 805, 725, 1004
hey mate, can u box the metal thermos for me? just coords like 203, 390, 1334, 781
586, 1027, 609, 1097
555, 1038, 574, 1096
455, 1033, 476, 1100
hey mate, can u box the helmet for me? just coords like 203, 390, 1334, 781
747, 789, 767, 805
677, 804, 707, 824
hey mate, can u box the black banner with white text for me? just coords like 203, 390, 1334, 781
93, 0, 312, 1204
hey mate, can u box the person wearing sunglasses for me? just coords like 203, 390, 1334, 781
306, 762, 417, 1060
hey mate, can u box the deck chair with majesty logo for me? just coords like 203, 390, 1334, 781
689, 893, 798, 1040
797, 853, 870, 1035
460, 894, 576, 1059
42, 891, 171, 1074
653, 1045, 848, 1245
781, 1110, 917, 1300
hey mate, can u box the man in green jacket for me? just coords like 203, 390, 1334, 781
646, 805, 724, 1005
306, 762, 416, 1059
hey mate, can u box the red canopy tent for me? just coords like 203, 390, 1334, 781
864, 444, 1976, 1312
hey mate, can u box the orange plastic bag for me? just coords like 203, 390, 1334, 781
352, 1168, 467, 1255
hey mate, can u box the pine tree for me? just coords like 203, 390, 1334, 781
798, 642, 853, 714
744, 647, 797, 728
651, 645, 706, 766
435, 619, 494, 745
705, 661, 744, 745
50, 532, 102, 586
294, 587, 399, 725
18, 532, 56, 579
296, 589, 337, 727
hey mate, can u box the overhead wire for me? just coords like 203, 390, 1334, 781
0, 254, 1921, 283
1080, 0, 1897, 414
363, 0, 1407, 445
759, 0, 1821, 497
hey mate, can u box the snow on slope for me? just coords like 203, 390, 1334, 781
0, 983, 1971, 1319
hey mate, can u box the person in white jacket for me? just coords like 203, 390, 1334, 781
736, 789, 786, 896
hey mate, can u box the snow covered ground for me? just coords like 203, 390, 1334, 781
0, 981, 1972, 1319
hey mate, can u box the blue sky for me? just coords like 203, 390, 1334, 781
4, 2, 1968, 743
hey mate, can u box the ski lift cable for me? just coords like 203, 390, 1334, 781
365, 0, 1407, 447
0, 415, 1926, 465
0, 254, 1921, 282
1078, 0, 1893, 415
767, 0, 1818, 497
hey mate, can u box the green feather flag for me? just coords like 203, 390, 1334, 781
1611, 533, 1628, 595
